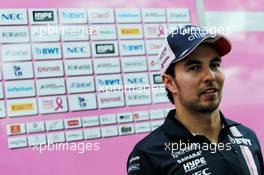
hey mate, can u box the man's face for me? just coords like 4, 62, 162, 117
172, 44, 225, 113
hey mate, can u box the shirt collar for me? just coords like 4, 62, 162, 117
162, 109, 241, 138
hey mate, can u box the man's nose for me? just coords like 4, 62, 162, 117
202, 67, 216, 82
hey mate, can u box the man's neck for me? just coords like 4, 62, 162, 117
175, 106, 222, 143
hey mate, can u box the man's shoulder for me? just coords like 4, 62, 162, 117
133, 125, 168, 152
226, 117, 259, 142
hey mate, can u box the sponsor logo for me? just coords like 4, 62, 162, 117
67, 64, 91, 71
100, 97, 122, 103
42, 99, 55, 110
192, 168, 212, 175
129, 156, 140, 164
96, 63, 118, 69
66, 47, 87, 54
159, 46, 171, 69
128, 164, 140, 173
177, 151, 202, 163
78, 97, 88, 108
149, 59, 159, 67
98, 79, 121, 86
70, 82, 92, 89
128, 94, 149, 100
37, 66, 61, 73
145, 12, 164, 18
46, 120, 61, 130
41, 97, 65, 111
117, 13, 139, 18
228, 135, 252, 146
123, 44, 143, 52
99, 30, 114, 35
92, 11, 111, 19
95, 44, 115, 54
167, 143, 197, 158
32, 122, 40, 129
35, 47, 59, 55
3, 49, 29, 57
153, 74, 162, 84
10, 103, 34, 112
120, 126, 133, 134
121, 28, 140, 35
7, 86, 33, 93
1, 31, 28, 38
119, 114, 131, 120
13, 66, 23, 76
149, 42, 163, 50
183, 157, 207, 173
124, 62, 144, 67
170, 13, 188, 19
10, 125, 22, 134
67, 120, 80, 126
146, 25, 166, 37
39, 83, 64, 90
33, 11, 54, 22
1, 13, 23, 20
62, 12, 85, 20
127, 77, 146, 84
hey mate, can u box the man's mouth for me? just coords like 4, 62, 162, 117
201, 88, 218, 95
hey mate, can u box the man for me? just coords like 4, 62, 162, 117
127, 24, 264, 175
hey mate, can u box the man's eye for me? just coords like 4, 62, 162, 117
211, 63, 221, 68
189, 66, 200, 71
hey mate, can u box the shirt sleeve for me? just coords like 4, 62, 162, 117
251, 130, 264, 175
127, 148, 159, 175
256, 136, 264, 175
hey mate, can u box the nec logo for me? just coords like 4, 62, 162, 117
1, 13, 23, 20
127, 77, 146, 84
192, 168, 211, 175
33, 11, 54, 22
123, 44, 143, 51
67, 47, 87, 54
95, 44, 115, 54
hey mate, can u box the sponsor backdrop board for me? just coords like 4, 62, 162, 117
0, 0, 263, 175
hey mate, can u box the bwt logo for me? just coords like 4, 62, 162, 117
123, 44, 143, 51
36, 48, 59, 55
67, 47, 87, 54
1, 13, 24, 20
33, 11, 54, 22
98, 79, 121, 86
95, 44, 115, 54
62, 12, 85, 19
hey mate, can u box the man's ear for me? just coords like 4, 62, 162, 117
162, 74, 178, 94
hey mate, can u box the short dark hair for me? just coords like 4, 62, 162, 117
165, 63, 176, 104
